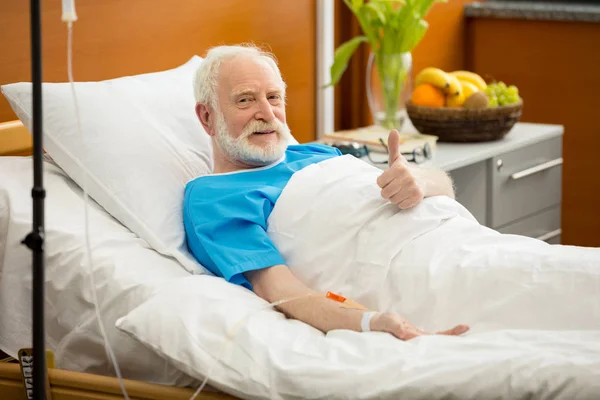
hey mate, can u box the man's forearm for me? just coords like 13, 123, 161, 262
279, 292, 366, 333
246, 265, 367, 334
411, 165, 455, 199
246, 265, 469, 340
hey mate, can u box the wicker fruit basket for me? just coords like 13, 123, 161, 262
406, 100, 523, 142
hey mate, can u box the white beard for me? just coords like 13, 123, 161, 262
214, 111, 292, 167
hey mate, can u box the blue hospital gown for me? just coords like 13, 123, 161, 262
183, 144, 341, 289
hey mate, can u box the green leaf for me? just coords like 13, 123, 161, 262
403, 15, 422, 52
351, 0, 364, 11
356, 6, 379, 47
383, 0, 405, 29
412, 0, 435, 19
364, 2, 387, 26
326, 36, 368, 87
392, 2, 412, 52
400, 18, 428, 52
371, 0, 394, 15
334, 0, 440, 73
413, 0, 447, 18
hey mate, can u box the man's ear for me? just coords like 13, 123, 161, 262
195, 103, 216, 137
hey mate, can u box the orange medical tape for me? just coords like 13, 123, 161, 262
325, 291, 347, 303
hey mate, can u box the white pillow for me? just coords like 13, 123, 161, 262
1, 56, 212, 274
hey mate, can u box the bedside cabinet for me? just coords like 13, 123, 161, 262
449, 132, 563, 244
488, 136, 562, 244
364, 122, 564, 244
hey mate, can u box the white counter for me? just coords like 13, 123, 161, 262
366, 122, 564, 172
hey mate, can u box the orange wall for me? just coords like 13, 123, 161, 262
412, 0, 479, 76
0, 0, 317, 143
467, 17, 600, 247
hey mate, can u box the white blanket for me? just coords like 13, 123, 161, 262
118, 155, 600, 400
268, 155, 600, 333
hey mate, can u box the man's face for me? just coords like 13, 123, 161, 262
213, 55, 291, 167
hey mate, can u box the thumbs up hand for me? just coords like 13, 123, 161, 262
376, 130, 425, 210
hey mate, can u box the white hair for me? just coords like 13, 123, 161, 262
193, 44, 286, 110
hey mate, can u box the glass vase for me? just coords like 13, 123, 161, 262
366, 51, 413, 131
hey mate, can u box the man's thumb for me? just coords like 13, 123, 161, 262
387, 129, 401, 165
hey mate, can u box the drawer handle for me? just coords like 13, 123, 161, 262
510, 158, 563, 180
536, 228, 562, 242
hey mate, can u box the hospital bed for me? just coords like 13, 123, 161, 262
2, 5, 600, 398
2, 109, 600, 400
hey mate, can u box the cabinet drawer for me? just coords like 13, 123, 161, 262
449, 161, 487, 226
490, 137, 562, 228
497, 205, 561, 244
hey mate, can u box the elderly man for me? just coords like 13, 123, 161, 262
183, 44, 469, 340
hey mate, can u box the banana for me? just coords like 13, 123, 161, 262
450, 70, 487, 90
446, 79, 467, 107
415, 68, 450, 91
446, 74, 462, 97
446, 91, 465, 107
459, 81, 479, 99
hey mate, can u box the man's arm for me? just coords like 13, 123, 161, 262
409, 163, 455, 199
246, 265, 469, 340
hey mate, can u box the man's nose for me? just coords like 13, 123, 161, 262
255, 98, 275, 122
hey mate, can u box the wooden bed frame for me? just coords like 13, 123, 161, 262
0, 362, 234, 400
0, 120, 32, 157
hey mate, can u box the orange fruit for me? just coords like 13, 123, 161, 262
410, 83, 445, 107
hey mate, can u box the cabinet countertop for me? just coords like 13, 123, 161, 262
366, 122, 564, 172
464, 1, 600, 23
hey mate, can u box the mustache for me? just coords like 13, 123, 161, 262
236, 119, 285, 142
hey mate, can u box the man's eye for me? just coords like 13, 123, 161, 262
269, 95, 281, 100
239, 97, 251, 103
